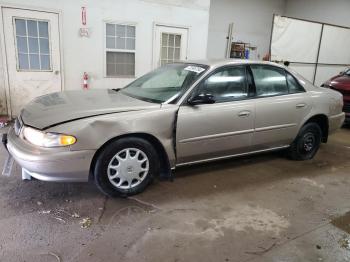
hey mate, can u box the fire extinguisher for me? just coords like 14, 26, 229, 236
83, 72, 89, 89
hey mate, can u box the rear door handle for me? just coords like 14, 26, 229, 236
238, 110, 251, 117
296, 103, 306, 108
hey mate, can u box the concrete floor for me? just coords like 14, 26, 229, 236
1, 127, 350, 262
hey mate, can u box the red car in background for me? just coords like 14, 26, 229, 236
322, 68, 350, 124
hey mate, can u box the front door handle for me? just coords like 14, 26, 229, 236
238, 110, 251, 117
296, 103, 306, 108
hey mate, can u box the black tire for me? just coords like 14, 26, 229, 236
288, 122, 322, 161
94, 137, 159, 197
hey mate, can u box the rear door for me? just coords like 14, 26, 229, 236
2, 7, 62, 117
250, 65, 311, 150
176, 65, 255, 164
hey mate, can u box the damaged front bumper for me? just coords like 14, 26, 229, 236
5, 127, 95, 182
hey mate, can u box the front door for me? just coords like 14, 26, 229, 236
2, 7, 62, 117
176, 65, 255, 165
153, 25, 188, 69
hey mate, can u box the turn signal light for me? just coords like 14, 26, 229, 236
60, 135, 77, 146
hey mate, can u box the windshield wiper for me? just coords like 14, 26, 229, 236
112, 88, 121, 92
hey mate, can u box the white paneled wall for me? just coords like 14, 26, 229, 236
207, 0, 350, 61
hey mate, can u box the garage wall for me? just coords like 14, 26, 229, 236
285, 0, 350, 27
207, 0, 286, 60
0, 0, 210, 115
283, 0, 350, 85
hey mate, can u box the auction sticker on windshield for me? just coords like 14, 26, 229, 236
184, 66, 206, 74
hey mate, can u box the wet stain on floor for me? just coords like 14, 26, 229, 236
331, 211, 350, 234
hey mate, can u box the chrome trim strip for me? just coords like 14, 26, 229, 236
179, 123, 295, 143
179, 129, 254, 143
176, 145, 290, 167
255, 123, 297, 132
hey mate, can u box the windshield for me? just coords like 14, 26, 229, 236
120, 63, 208, 103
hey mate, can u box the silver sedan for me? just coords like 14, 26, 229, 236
3, 60, 345, 196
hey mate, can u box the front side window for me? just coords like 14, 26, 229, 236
106, 23, 135, 77
250, 65, 288, 97
121, 63, 208, 103
196, 66, 248, 103
15, 18, 51, 71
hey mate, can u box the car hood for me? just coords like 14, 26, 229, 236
21, 90, 160, 129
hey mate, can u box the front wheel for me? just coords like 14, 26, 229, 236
288, 122, 322, 161
94, 137, 159, 197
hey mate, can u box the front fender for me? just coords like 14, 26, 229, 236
46, 106, 179, 167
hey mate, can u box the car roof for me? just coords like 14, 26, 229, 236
183, 59, 285, 69
178, 59, 318, 91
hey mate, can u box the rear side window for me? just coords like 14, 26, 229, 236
197, 66, 248, 103
250, 65, 288, 97
286, 72, 305, 93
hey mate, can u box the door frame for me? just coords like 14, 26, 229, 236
0, 3, 64, 118
152, 22, 190, 69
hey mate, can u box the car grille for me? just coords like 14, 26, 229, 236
14, 117, 23, 136
343, 103, 350, 113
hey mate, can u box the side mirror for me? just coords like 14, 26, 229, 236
188, 93, 215, 105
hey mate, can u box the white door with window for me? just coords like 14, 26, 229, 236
153, 25, 188, 68
2, 7, 62, 117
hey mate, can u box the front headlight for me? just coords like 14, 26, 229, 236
23, 127, 76, 147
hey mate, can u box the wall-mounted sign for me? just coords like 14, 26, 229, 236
81, 7, 86, 26
79, 27, 89, 37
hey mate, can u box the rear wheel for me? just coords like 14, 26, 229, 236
288, 122, 322, 160
94, 137, 159, 197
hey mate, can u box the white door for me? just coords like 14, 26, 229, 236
2, 7, 62, 117
153, 25, 188, 68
